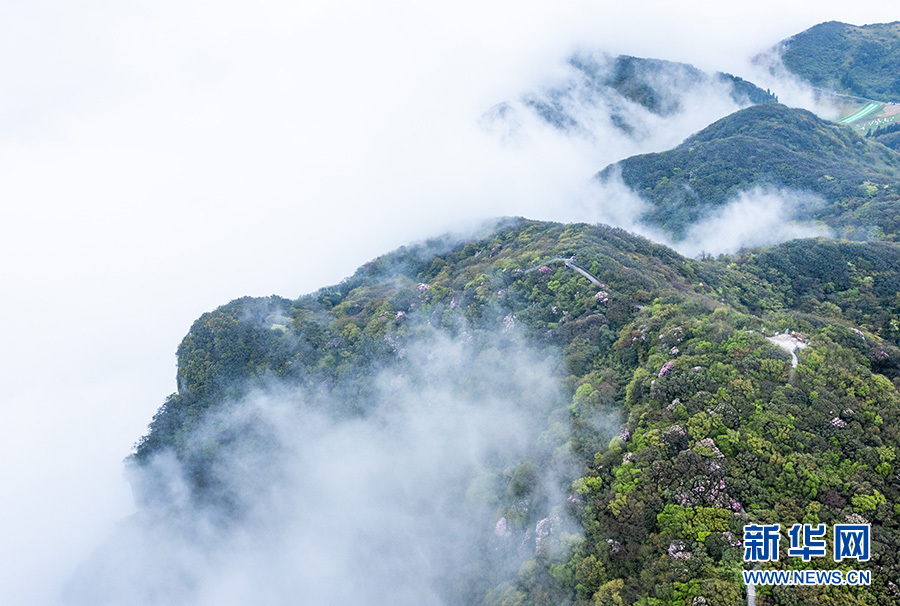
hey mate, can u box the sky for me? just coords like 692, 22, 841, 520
2, 1, 900, 603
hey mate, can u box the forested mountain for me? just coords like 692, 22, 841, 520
105, 19, 900, 606
777, 21, 900, 102
129, 220, 900, 605
483, 53, 775, 141
527, 54, 775, 127
597, 103, 900, 240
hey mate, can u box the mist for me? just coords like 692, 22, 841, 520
675, 188, 833, 257
3, 1, 900, 604
63, 329, 582, 605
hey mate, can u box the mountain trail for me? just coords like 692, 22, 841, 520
524, 256, 606, 287
767, 331, 808, 384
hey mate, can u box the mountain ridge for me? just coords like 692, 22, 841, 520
778, 21, 900, 103
597, 103, 900, 240
127, 218, 900, 605
115, 21, 900, 606
484, 53, 775, 142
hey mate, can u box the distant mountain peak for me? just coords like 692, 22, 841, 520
775, 21, 900, 103
598, 103, 900, 240
481, 52, 775, 143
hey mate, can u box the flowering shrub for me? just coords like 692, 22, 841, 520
668, 541, 691, 560
722, 531, 741, 548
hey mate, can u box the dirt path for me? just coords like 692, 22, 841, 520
766, 332, 807, 380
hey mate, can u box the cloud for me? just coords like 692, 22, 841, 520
63, 329, 584, 606
674, 188, 832, 257
484, 51, 756, 149
740, 50, 846, 119
551, 177, 833, 259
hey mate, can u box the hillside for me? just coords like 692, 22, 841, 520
597, 103, 900, 240
778, 21, 900, 103
867, 120, 900, 149
483, 53, 775, 140
128, 220, 900, 606
526, 54, 775, 126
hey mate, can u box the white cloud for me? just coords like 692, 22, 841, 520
674, 188, 832, 257
64, 331, 579, 605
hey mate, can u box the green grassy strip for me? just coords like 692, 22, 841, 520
840, 102, 877, 123
840, 102, 882, 123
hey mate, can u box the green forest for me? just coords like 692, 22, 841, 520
124, 18, 900, 606
780, 21, 900, 102
598, 103, 900, 240
133, 220, 900, 605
